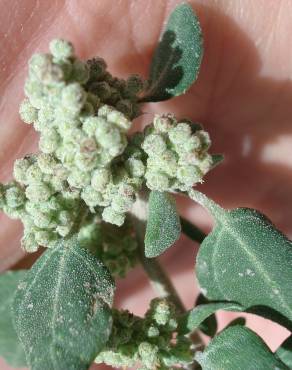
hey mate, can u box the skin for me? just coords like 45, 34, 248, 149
0, 0, 291, 368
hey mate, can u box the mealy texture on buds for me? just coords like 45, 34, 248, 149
141, 114, 214, 192
95, 298, 193, 369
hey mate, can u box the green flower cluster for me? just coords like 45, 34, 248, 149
141, 114, 214, 192
0, 154, 83, 252
78, 216, 138, 278
19, 39, 145, 226
95, 298, 193, 369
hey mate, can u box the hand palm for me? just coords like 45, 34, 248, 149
1, 1, 291, 368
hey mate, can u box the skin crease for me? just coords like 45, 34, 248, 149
0, 0, 292, 368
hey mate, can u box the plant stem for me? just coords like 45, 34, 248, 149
180, 217, 206, 244
130, 194, 203, 350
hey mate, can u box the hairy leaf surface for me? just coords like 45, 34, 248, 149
190, 190, 292, 330
142, 3, 203, 102
276, 335, 292, 368
196, 326, 288, 370
145, 191, 181, 258
13, 238, 115, 370
0, 270, 26, 367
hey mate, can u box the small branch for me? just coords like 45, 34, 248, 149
180, 217, 206, 244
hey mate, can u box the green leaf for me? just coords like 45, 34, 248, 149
195, 326, 289, 370
180, 217, 206, 244
145, 191, 181, 258
195, 294, 217, 337
189, 190, 292, 330
178, 301, 242, 335
276, 335, 292, 368
0, 270, 26, 367
13, 238, 115, 370
142, 3, 203, 102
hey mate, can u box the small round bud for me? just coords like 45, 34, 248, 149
145, 171, 169, 191
24, 79, 44, 109
5, 185, 26, 208
25, 182, 53, 202
71, 59, 89, 84
89, 81, 111, 100
102, 206, 125, 226
35, 229, 55, 246
21, 233, 38, 253
91, 169, 111, 191
38, 104, 55, 126
61, 83, 86, 114
49, 39, 74, 60
98, 105, 131, 131
125, 74, 144, 95
177, 165, 202, 187
39, 128, 60, 153
87, 57, 107, 79
81, 186, 103, 207
37, 153, 58, 174
67, 169, 91, 188
168, 122, 192, 145
153, 114, 174, 133
126, 158, 145, 178
115, 99, 133, 118
13, 158, 32, 184
142, 134, 166, 156
82, 116, 100, 137
19, 99, 38, 124
26, 163, 43, 184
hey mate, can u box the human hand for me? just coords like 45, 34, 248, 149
0, 1, 291, 368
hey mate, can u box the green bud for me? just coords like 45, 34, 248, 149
26, 163, 43, 183
153, 114, 174, 133
145, 171, 169, 191
98, 105, 131, 131
49, 39, 74, 60
38, 104, 55, 126
89, 81, 111, 100
82, 116, 100, 137
25, 182, 53, 202
39, 128, 60, 153
81, 186, 103, 207
102, 206, 125, 226
87, 57, 106, 80
24, 79, 44, 109
168, 122, 192, 146
35, 229, 55, 246
67, 169, 91, 188
21, 233, 38, 253
5, 185, 26, 208
126, 158, 145, 178
13, 158, 32, 184
142, 134, 166, 156
177, 165, 202, 187
91, 168, 111, 191
61, 83, 86, 114
125, 74, 144, 95
71, 59, 89, 84
19, 99, 38, 124
138, 342, 159, 369
37, 153, 58, 174
116, 99, 133, 117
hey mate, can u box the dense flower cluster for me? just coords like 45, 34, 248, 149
95, 298, 193, 369
18, 39, 145, 226
141, 114, 214, 192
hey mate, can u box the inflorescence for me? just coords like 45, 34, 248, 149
0, 38, 215, 263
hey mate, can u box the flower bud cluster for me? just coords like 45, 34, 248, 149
141, 114, 214, 192
78, 216, 138, 278
18, 39, 146, 226
1, 154, 82, 252
95, 298, 193, 369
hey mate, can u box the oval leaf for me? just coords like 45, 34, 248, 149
195, 326, 289, 370
13, 238, 115, 370
145, 191, 181, 258
142, 3, 203, 102
0, 270, 26, 367
189, 190, 292, 330
178, 301, 242, 335
276, 335, 292, 368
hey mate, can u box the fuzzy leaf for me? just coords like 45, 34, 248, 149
145, 191, 181, 258
0, 270, 26, 367
196, 326, 289, 370
178, 301, 242, 335
142, 3, 203, 102
13, 238, 115, 370
190, 190, 292, 330
276, 335, 292, 368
